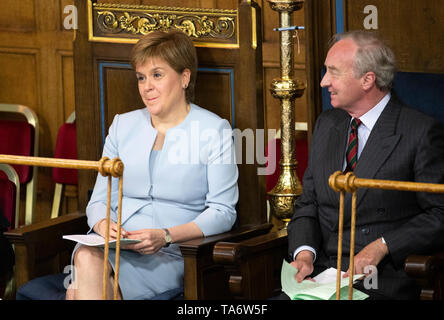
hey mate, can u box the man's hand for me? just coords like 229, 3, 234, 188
290, 250, 315, 283
343, 238, 388, 278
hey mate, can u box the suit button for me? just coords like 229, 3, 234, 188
361, 228, 370, 235
377, 208, 385, 214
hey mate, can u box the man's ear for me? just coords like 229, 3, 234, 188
361, 71, 376, 90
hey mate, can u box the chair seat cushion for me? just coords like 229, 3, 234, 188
16, 273, 184, 300
0, 176, 16, 231
0, 120, 34, 184
16, 273, 67, 300
52, 123, 78, 185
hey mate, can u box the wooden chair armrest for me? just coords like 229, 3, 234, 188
405, 251, 444, 277
212, 229, 288, 299
179, 223, 273, 299
4, 212, 88, 288
213, 229, 288, 264
4, 212, 87, 244
405, 251, 444, 300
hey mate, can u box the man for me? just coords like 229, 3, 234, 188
287, 30, 444, 299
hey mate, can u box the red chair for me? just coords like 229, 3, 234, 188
0, 104, 38, 226
51, 112, 78, 218
0, 164, 20, 230
0, 163, 20, 299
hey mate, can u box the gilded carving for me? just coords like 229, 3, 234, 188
89, 1, 237, 46
267, 0, 305, 228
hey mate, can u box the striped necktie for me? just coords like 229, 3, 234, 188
346, 118, 362, 171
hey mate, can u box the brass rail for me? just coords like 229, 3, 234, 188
0, 154, 123, 177
0, 154, 124, 300
329, 171, 444, 300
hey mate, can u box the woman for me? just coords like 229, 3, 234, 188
67, 30, 238, 300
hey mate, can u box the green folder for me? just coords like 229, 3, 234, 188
281, 260, 369, 300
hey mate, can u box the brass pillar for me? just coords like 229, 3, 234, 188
267, 0, 305, 228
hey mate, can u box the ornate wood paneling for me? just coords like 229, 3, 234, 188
56, 50, 76, 121
0, 0, 36, 32
0, 0, 75, 224
89, 2, 239, 47
0, 50, 40, 108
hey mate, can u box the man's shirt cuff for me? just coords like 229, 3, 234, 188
293, 245, 317, 262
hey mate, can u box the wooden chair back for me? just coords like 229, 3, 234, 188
74, 0, 266, 227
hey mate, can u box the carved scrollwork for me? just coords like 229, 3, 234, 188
97, 11, 235, 39
90, 2, 237, 46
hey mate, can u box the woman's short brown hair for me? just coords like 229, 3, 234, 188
131, 30, 198, 103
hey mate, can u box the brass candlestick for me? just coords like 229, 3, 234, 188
267, 0, 305, 228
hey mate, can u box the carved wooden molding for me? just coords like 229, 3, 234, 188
87, 0, 239, 48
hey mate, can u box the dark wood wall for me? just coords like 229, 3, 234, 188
306, 0, 444, 120
344, 0, 444, 73
0, 0, 76, 224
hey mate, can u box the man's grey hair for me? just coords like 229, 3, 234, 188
331, 31, 397, 91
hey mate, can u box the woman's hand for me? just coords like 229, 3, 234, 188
93, 219, 128, 240
124, 229, 167, 255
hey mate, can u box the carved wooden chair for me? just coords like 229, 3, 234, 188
5, 0, 271, 300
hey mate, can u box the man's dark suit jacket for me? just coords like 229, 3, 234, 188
288, 95, 444, 299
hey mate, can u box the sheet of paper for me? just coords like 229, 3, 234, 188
313, 267, 344, 284
281, 260, 369, 300
63, 234, 141, 248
